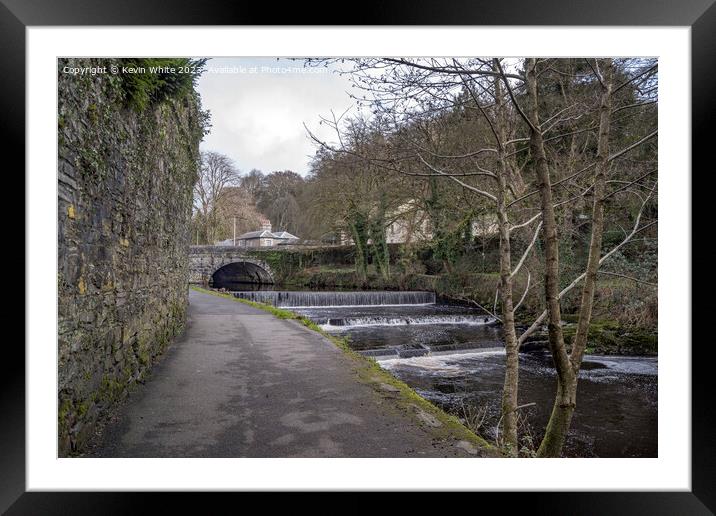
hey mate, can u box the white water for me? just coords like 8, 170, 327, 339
581, 355, 658, 376
287, 303, 435, 309
378, 350, 657, 379
232, 290, 436, 307
319, 314, 497, 330
379, 349, 507, 376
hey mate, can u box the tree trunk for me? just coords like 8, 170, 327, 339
349, 208, 369, 282
522, 58, 575, 457
559, 60, 579, 252
371, 194, 391, 280
537, 376, 578, 457
570, 58, 613, 368
493, 71, 520, 455
497, 180, 519, 454
536, 58, 614, 457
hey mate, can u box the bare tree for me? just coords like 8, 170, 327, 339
240, 168, 265, 199
193, 151, 241, 244
305, 58, 532, 453
303, 56, 658, 457
213, 186, 265, 243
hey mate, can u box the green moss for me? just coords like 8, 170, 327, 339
118, 58, 207, 112
138, 350, 151, 366
98, 374, 128, 405
58, 397, 75, 450
76, 399, 92, 417
87, 102, 99, 123
561, 317, 657, 355
58, 398, 73, 423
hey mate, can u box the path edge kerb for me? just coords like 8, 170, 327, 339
190, 285, 500, 457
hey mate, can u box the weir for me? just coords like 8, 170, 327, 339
318, 315, 497, 329
231, 290, 436, 307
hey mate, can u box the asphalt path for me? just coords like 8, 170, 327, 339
88, 289, 492, 457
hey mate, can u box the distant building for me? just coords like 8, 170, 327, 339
216, 219, 299, 247
385, 202, 432, 244
337, 203, 498, 246
338, 202, 431, 246
471, 213, 499, 238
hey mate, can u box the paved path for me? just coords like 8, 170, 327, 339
88, 289, 491, 457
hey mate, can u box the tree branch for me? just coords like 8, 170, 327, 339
416, 153, 497, 201
517, 187, 657, 346
513, 270, 532, 312
511, 221, 542, 278
495, 58, 537, 133
598, 270, 657, 287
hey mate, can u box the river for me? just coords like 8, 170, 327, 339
230, 288, 657, 457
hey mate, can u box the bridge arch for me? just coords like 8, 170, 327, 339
210, 260, 274, 288
188, 246, 276, 287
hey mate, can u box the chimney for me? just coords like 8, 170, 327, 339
261, 218, 272, 232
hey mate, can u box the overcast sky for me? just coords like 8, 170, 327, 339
196, 57, 355, 177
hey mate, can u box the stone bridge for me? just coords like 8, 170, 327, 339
188, 246, 276, 286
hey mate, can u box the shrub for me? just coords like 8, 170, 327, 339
119, 58, 207, 111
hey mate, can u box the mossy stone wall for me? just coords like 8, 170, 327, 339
57, 58, 204, 455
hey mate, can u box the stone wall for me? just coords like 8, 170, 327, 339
57, 58, 205, 455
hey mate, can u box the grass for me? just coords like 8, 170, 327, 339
190, 285, 499, 456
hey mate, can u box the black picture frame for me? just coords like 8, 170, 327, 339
4, 0, 712, 511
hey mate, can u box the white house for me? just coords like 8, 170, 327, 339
217, 219, 299, 247
338, 203, 498, 246
385, 202, 432, 244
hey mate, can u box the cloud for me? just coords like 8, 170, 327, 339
197, 57, 355, 176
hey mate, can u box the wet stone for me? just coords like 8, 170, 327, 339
412, 406, 443, 428
379, 383, 400, 393
456, 440, 479, 455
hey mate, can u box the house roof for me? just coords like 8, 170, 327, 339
236, 230, 300, 241
236, 230, 274, 240
273, 231, 299, 240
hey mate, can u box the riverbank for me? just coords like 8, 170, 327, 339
207, 284, 657, 457
266, 265, 657, 357
190, 286, 499, 456
85, 288, 497, 457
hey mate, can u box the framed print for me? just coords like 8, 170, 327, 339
4, 0, 713, 511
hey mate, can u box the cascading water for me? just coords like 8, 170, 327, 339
318, 314, 498, 329
275, 290, 504, 358
232, 290, 436, 307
